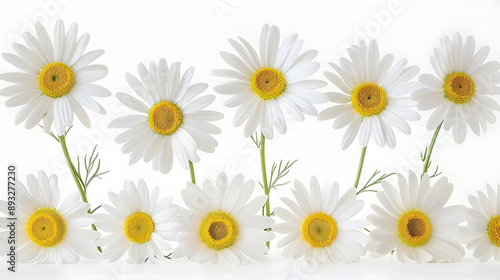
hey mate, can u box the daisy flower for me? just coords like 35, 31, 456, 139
318, 40, 421, 150
212, 24, 328, 140
367, 171, 465, 262
412, 33, 500, 144
17, 170, 100, 263
0, 20, 110, 136
274, 176, 368, 264
109, 59, 223, 174
172, 172, 275, 264
94, 179, 178, 263
462, 184, 500, 262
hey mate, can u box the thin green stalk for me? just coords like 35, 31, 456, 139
259, 132, 271, 248
353, 146, 367, 189
189, 160, 196, 184
59, 135, 87, 202
59, 134, 101, 252
423, 121, 443, 175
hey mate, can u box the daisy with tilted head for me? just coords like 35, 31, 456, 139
172, 172, 275, 264
213, 24, 327, 228
94, 179, 178, 263
414, 33, 500, 176
17, 170, 100, 263
109, 59, 223, 179
461, 184, 500, 262
366, 171, 465, 262
318, 40, 420, 193
274, 176, 368, 264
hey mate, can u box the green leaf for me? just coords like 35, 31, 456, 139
250, 132, 260, 148
357, 170, 396, 195
268, 159, 298, 190
75, 145, 109, 192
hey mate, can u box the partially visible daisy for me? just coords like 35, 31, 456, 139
172, 172, 275, 264
318, 40, 421, 149
0, 20, 110, 136
412, 33, 500, 144
367, 171, 465, 262
212, 24, 327, 140
94, 179, 178, 263
274, 176, 368, 264
462, 184, 500, 262
109, 59, 223, 174
17, 170, 100, 263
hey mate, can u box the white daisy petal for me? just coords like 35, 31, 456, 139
2, 53, 39, 74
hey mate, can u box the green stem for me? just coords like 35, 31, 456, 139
353, 146, 367, 189
59, 134, 102, 253
59, 135, 87, 202
189, 160, 196, 184
259, 132, 271, 248
423, 121, 443, 175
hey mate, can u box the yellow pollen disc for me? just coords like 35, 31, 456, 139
351, 83, 387, 116
148, 101, 183, 135
443, 72, 475, 104
250, 67, 286, 100
487, 215, 500, 247
397, 210, 432, 247
301, 212, 337, 248
38, 62, 75, 98
199, 211, 238, 250
124, 212, 155, 244
26, 208, 66, 247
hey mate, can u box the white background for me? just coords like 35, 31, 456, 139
1, 0, 500, 279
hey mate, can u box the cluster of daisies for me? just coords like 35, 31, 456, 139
0, 20, 500, 265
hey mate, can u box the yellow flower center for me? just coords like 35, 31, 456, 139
26, 208, 66, 247
199, 211, 238, 250
301, 212, 337, 248
351, 82, 387, 116
250, 67, 286, 100
38, 62, 75, 98
148, 101, 183, 135
124, 212, 155, 243
397, 210, 432, 247
487, 215, 500, 247
443, 72, 475, 104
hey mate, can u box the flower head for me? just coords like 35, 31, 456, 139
213, 24, 328, 140
462, 184, 500, 262
17, 170, 99, 263
109, 59, 223, 174
318, 40, 420, 149
94, 179, 178, 263
172, 172, 274, 264
0, 20, 110, 136
274, 176, 368, 264
412, 33, 500, 144
367, 171, 465, 262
